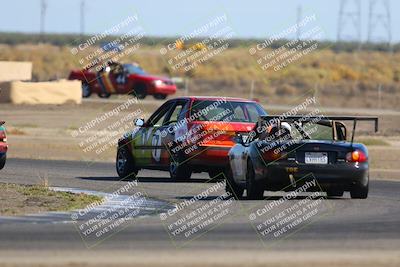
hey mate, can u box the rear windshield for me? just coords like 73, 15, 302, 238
190, 100, 266, 123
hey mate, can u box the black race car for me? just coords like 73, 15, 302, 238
226, 116, 378, 200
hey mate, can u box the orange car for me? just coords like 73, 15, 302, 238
116, 96, 267, 180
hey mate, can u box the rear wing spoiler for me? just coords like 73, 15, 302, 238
259, 115, 378, 144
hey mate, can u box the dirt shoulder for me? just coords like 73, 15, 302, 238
0, 183, 102, 216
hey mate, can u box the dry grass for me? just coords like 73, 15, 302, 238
0, 182, 102, 216
1, 44, 400, 108
6, 127, 26, 135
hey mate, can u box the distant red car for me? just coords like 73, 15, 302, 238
116, 96, 267, 180
69, 62, 177, 99
0, 121, 7, 170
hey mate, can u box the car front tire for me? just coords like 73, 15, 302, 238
134, 84, 147, 99
0, 154, 6, 170
116, 146, 138, 180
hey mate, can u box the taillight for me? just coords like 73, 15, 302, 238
346, 150, 367, 163
262, 149, 286, 161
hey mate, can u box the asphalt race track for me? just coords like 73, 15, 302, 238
0, 158, 399, 264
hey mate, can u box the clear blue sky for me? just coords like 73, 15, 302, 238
0, 0, 398, 42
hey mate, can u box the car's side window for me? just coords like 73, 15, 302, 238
147, 102, 174, 127
233, 106, 246, 121
163, 101, 187, 125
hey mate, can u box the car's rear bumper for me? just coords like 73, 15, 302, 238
185, 146, 230, 168
254, 160, 369, 191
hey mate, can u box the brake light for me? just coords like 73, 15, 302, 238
262, 149, 286, 161
346, 150, 367, 163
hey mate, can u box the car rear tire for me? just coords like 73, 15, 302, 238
225, 167, 244, 200
154, 94, 167, 100
116, 146, 138, 180
169, 154, 192, 181
350, 183, 368, 199
0, 154, 6, 170
246, 160, 264, 200
82, 82, 91, 98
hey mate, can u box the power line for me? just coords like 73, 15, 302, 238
337, 0, 362, 48
40, 0, 47, 37
367, 0, 392, 51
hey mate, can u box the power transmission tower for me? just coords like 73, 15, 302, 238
337, 0, 362, 48
40, 0, 47, 39
80, 0, 85, 38
367, 0, 392, 51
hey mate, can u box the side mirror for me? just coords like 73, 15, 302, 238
134, 118, 145, 127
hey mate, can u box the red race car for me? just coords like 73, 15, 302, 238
69, 62, 177, 99
0, 121, 7, 170
116, 96, 267, 180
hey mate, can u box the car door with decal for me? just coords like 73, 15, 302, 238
133, 101, 175, 166
151, 100, 188, 167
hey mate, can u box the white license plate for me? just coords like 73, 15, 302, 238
305, 152, 328, 164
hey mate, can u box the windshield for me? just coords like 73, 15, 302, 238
123, 64, 147, 75
190, 100, 267, 123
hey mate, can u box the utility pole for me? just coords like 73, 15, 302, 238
337, 0, 362, 50
80, 0, 85, 39
40, 0, 47, 40
250, 80, 254, 100
367, 0, 392, 52
296, 5, 302, 41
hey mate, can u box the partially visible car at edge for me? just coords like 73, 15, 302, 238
0, 121, 8, 170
